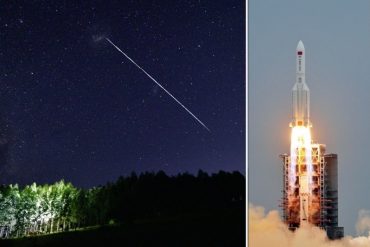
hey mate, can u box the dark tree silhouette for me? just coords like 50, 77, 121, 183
0, 170, 245, 238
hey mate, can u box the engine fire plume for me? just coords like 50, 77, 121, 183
288, 125, 315, 225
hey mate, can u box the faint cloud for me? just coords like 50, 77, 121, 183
356, 209, 370, 235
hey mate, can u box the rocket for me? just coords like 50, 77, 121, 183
290, 40, 312, 225
291, 40, 311, 128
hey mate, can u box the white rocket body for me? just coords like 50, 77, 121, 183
291, 41, 312, 225
291, 41, 310, 128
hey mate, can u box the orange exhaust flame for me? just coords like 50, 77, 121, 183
288, 126, 318, 224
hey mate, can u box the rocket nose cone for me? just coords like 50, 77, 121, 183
297, 40, 305, 51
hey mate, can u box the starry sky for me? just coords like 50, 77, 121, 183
0, 1, 245, 187
250, 0, 370, 235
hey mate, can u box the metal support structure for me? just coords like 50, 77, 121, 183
280, 144, 343, 239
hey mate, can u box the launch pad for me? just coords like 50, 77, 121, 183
280, 146, 344, 239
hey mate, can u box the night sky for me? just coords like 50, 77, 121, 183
0, 1, 245, 187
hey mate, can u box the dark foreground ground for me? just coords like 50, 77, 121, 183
0, 207, 245, 247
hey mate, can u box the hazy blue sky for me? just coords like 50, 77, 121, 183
249, 0, 370, 235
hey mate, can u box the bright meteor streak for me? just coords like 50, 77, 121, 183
105, 37, 211, 132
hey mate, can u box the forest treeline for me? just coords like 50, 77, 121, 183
0, 170, 245, 239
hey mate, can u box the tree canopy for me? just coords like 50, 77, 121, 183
0, 170, 245, 238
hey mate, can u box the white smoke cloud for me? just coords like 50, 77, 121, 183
249, 204, 370, 247
356, 210, 370, 235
